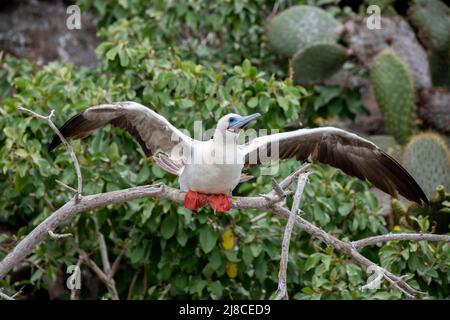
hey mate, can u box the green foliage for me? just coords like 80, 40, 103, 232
302, 85, 369, 125
409, 0, 450, 89
370, 50, 416, 145
78, 0, 294, 76
292, 43, 348, 85
403, 132, 450, 197
266, 5, 341, 57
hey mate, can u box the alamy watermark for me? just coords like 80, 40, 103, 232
66, 264, 81, 290
66, 5, 81, 30
367, 5, 382, 30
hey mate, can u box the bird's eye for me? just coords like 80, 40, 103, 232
229, 117, 236, 123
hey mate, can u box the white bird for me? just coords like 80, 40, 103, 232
49, 101, 428, 211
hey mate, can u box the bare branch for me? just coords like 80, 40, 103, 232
158, 284, 172, 300
250, 212, 268, 223
56, 179, 78, 193
17, 106, 83, 200
278, 163, 312, 190
271, 177, 286, 199
352, 233, 450, 250
97, 232, 111, 276
48, 230, 73, 239
360, 266, 384, 291
0, 183, 165, 279
271, 204, 425, 298
70, 258, 82, 300
275, 171, 310, 300
75, 245, 119, 300
111, 241, 129, 277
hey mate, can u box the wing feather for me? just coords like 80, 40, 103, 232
49, 101, 194, 158
242, 127, 428, 204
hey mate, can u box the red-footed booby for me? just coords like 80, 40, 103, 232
49, 101, 428, 211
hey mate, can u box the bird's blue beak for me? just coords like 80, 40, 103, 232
228, 113, 261, 131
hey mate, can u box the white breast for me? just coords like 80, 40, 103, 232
178, 140, 245, 194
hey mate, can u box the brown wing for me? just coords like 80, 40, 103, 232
242, 127, 428, 205
49, 101, 193, 158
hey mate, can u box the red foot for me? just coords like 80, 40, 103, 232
207, 194, 231, 212
184, 191, 208, 210
184, 190, 231, 212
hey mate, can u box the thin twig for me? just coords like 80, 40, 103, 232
271, 204, 425, 298
48, 230, 72, 239
73, 238, 119, 300
352, 233, 450, 250
111, 241, 129, 277
271, 177, 286, 198
17, 106, 83, 200
97, 232, 111, 276
158, 284, 172, 300
251, 212, 268, 223
275, 171, 310, 300
56, 179, 78, 193
70, 258, 82, 300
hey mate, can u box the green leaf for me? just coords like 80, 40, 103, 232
208, 281, 223, 297
249, 243, 262, 257
106, 47, 119, 61
129, 246, 145, 264
345, 263, 362, 285
338, 202, 353, 216
30, 268, 44, 283
118, 49, 130, 67
304, 253, 322, 271
160, 213, 177, 239
247, 97, 259, 108
199, 226, 218, 254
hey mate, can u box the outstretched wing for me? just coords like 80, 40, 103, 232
49, 101, 194, 158
241, 127, 428, 205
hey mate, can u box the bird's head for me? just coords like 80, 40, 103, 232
216, 113, 261, 134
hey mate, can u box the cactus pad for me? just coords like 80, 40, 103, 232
267, 5, 341, 57
292, 43, 348, 85
370, 50, 416, 145
403, 132, 450, 197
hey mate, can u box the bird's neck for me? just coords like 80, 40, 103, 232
213, 129, 237, 147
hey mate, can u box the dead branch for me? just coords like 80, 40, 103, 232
352, 233, 450, 250
275, 169, 310, 300
48, 230, 72, 239
74, 239, 119, 300
17, 106, 83, 200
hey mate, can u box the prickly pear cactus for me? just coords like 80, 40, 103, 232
267, 5, 341, 57
292, 43, 348, 85
408, 0, 450, 52
409, 0, 450, 88
403, 132, 450, 197
370, 50, 416, 145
